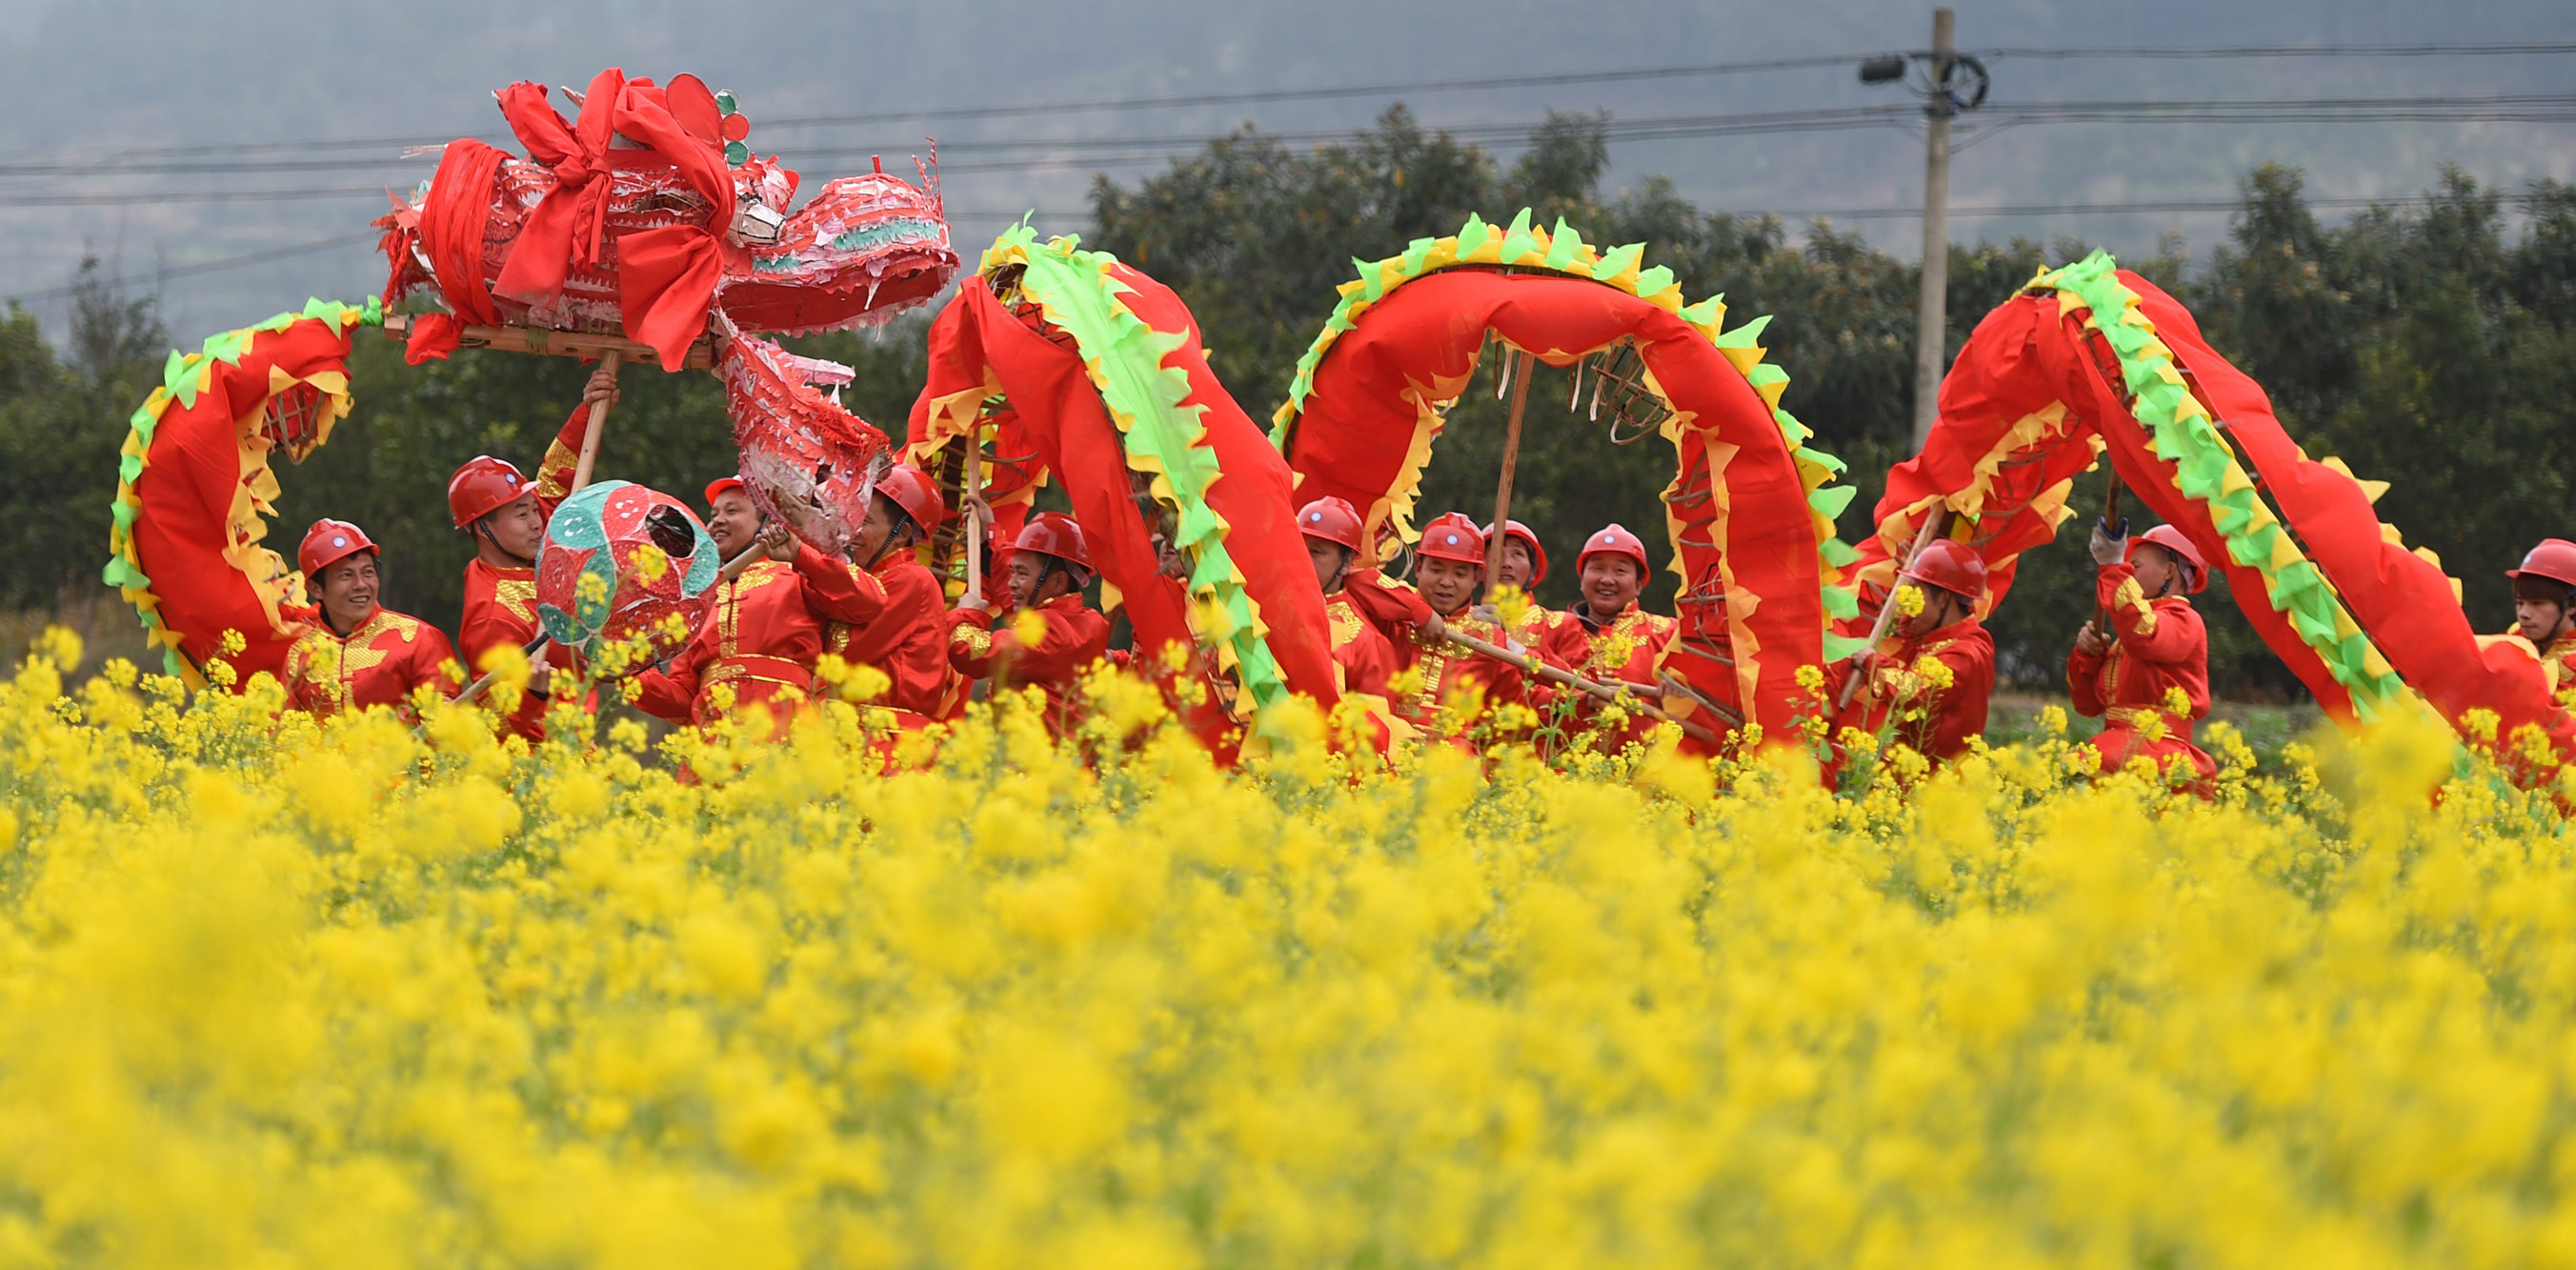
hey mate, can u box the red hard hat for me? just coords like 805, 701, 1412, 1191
1578, 523, 1651, 574
1899, 538, 1986, 601
2507, 539, 2576, 589
704, 475, 748, 506
875, 464, 946, 533
1417, 512, 1486, 566
298, 518, 379, 576
1014, 511, 1093, 574
1484, 518, 1549, 586
2128, 524, 2209, 594
1298, 496, 1365, 552
447, 455, 533, 529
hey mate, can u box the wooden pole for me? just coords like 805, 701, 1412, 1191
1433, 621, 1726, 742
1658, 671, 1747, 730
963, 427, 986, 601
2096, 481, 2125, 632
1484, 349, 1534, 595
717, 541, 766, 585
379, 314, 714, 371
1836, 506, 1952, 712
569, 350, 620, 495
453, 634, 549, 706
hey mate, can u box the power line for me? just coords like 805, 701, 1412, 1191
757, 55, 1865, 129
11, 183, 2553, 306
1734, 192, 2564, 221
10, 92, 2571, 184
1, 232, 382, 305
21, 41, 2576, 166
1990, 42, 2576, 61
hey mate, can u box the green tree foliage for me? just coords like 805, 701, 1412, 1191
4, 111, 2569, 702
0, 258, 166, 610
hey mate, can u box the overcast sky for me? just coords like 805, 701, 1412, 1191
1, 0, 2569, 337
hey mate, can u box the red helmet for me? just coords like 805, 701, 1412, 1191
1417, 513, 1486, 566
298, 518, 378, 576
1485, 518, 1549, 585
1298, 496, 1365, 552
1014, 512, 1093, 574
447, 455, 533, 529
1578, 523, 1651, 575
704, 475, 748, 506
2127, 524, 2209, 594
874, 464, 946, 534
1899, 538, 1986, 601
2508, 539, 2576, 589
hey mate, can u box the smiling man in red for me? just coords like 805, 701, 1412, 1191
625, 476, 914, 737
1538, 523, 1675, 748
282, 519, 460, 719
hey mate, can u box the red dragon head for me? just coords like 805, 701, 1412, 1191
376, 70, 956, 555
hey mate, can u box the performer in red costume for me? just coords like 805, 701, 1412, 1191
1297, 496, 1399, 697
282, 520, 460, 719
448, 366, 611, 740
2508, 538, 2576, 688
625, 476, 902, 736
1484, 518, 1567, 648
1360, 512, 1524, 744
1538, 524, 1676, 748
2069, 522, 2216, 785
1834, 538, 1996, 763
824, 463, 967, 725
947, 512, 1111, 734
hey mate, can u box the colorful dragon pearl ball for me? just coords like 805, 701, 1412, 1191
536, 480, 719, 660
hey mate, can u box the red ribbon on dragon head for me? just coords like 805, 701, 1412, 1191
376, 69, 962, 555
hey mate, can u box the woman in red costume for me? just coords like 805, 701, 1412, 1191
447, 367, 611, 741
282, 520, 461, 719
1297, 496, 1399, 698
2068, 522, 2216, 785
947, 512, 1112, 735
625, 476, 903, 736
1835, 538, 1996, 763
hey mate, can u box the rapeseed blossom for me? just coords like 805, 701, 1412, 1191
1, 628, 2573, 1267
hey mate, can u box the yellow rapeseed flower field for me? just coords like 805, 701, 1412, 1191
3, 626, 2573, 1268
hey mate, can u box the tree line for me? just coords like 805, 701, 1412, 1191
5, 107, 2571, 698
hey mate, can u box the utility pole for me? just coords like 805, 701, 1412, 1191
1862, 10, 1986, 451
1913, 8, 1955, 452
